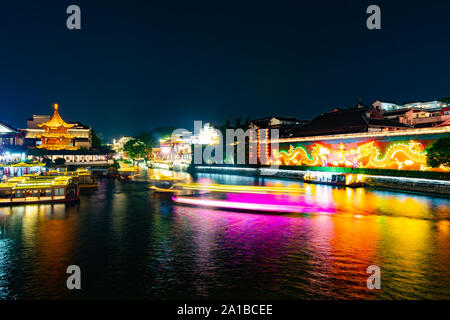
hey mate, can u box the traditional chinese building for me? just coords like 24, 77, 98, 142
24, 104, 114, 167
35, 104, 79, 150
23, 111, 91, 149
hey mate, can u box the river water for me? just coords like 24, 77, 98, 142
0, 169, 449, 299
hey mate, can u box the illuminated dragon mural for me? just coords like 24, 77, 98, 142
277, 140, 441, 171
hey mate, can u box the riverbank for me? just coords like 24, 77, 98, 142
191, 165, 450, 196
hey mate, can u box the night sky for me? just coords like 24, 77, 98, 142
1, 0, 449, 141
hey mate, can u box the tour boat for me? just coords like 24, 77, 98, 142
46, 168, 97, 188
0, 175, 80, 206
172, 193, 333, 214
149, 177, 186, 194
171, 183, 332, 214
177, 183, 303, 195
118, 167, 139, 180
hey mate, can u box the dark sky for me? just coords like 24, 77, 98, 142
1, 0, 449, 141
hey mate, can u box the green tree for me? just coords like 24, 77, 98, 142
149, 127, 177, 146
54, 158, 66, 166
91, 129, 102, 147
123, 138, 147, 165
426, 137, 450, 168
136, 132, 155, 157
43, 157, 52, 166
215, 117, 251, 164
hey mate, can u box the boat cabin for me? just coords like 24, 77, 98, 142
0, 175, 79, 205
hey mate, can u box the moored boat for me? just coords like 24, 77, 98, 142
46, 168, 98, 188
303, 171, 365, 187
0, 175, 80, 206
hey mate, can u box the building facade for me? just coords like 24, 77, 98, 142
23, 104, 112, 166
0, 122, 26, 164
249, 116, 307, 140
23, 111, 91, 149
374, 100, 450, 128
152, 129, 192, 170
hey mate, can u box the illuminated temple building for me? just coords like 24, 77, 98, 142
35, 104, 79, 150
24, 104, 113, 166
24, 110, 91, 149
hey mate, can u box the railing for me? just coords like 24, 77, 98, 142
64, 160, 113, 165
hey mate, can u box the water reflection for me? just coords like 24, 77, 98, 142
0, 170, 448, 299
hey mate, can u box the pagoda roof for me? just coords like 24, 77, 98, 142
38, 104, 76, 129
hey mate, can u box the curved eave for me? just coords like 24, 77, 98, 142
36, 146, 80, 151
38, 123, 75, 129
36, 133, 77, 139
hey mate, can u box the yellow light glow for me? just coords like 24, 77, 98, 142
277, 139, 442, 171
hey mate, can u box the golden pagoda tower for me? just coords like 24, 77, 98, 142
36, 104, 79, 150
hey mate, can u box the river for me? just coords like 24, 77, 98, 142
0, 169, 449, 299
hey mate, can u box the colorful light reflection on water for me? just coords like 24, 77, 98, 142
0, 169, 449, 299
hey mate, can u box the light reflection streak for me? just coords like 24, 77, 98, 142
173, 194, 334, 214
178, 183, 303, 195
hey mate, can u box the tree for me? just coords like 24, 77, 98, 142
149, 127, 177, 146
43, 157, 52, 166
123, 138, 147, 165
91, 129, 102, 147
214, 117, 252, 164
426, 137, 450, 168
132, 127, 178, 161
54, 158, 66, 166
233, 117, 250, 130
136, 132, 155, 157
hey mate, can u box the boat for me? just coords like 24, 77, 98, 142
303, 171, 365, 187
46, 168, 97, 188
172, 194, 332, 214
76, 169, 98, 188
150, 181, 178, 193
177, 183, 303, 195
171, 182, 332, 214
1, 161, 47, 177
149, 177, 186, 194
0, 175, 80, 206
118, 167, 139, 180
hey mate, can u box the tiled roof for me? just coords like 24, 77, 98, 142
38, 105, 75, 129
0, 121, 18, 134
289, 106, 410, 137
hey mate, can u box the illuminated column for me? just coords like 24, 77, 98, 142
265, 128, 269, 164
256, 129, 260, 164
